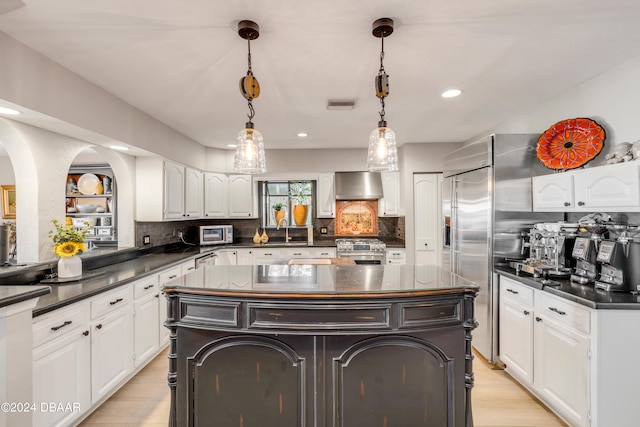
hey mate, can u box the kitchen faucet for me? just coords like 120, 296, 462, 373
277, 218, 291, 242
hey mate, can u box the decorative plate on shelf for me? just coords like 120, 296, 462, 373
77, 173, 100, 195
536, 118, 605, 170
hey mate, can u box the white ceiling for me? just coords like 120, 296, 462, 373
2, 0, 640, 152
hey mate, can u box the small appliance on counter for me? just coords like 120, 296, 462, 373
509, 222, 576, 278
595, 224, 640, 292
570, 223, 608, 285
199, 225, 233, 245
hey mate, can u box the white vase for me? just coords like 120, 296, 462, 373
58, 256, 82, 278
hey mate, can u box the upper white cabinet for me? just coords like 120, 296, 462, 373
227, 174, 256, 218
136, 158, 202, 221
203, 172, 228, 218
317, 173, 335, 217
184, 167, 203, 218
532, 162, 640, 212
379, 171, 401, 216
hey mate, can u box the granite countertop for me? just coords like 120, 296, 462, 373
495, 266, 640, 310
0, 285, 51, 309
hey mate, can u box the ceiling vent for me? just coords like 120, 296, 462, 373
327, 99, 356, 110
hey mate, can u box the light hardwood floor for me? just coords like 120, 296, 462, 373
78, 349, 567, 427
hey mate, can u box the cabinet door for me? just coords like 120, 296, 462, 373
532, 173, 574, 211
184, 167, 203, 218
534, 315, 590, 427
499, 297, 534, 385
317, 173, 335, 217
414, 173, 442, 266
379, 171, 400, 216
236, 249, 253, 265
91, 307, 133, 403
164, 161, 185, 219
204, 172, 228, 217
216, 250, 238, 265
386, 248, 406, 264
573, 162, 640, 210
228, 174, 254, 217
134, 295, 160, 367
253, 248, 283, 265
33, 328, 91, 427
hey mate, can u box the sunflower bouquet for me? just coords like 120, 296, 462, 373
49, 219, 90, 258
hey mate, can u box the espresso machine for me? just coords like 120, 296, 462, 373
511, 223, 576, 278
570, 223, 607, 285
595, 225, 640, 292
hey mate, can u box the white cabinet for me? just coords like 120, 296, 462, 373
203, 172, 228, 218
253, 248, 282, 265
237, 249, 254, 265
414, 173, 442, 266
317, 173, 335, 217
216, 249, 238, 265
379, 171, 400, 216
228, 174, 255, 217
534, 292, 589, 427
386, 248, 406, 264
499, 277, 534, 385
90, 286, 133, 403
184, 167, 203, 218
136, 158, 203, 220
532, 162, 640, 212
32, 302, 91, 427
133, 277, 160, 368
310, 248, 336, 258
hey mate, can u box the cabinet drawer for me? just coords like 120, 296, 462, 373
500, 276, 534, 307
33, 301, 89, 348
536, 292, 590, 334
91, 286, 132, 319
159, 266, 182, 288
133, 277, 159, 299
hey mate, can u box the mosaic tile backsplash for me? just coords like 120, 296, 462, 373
136, 215, 405, 248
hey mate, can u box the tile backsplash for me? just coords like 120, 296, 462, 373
136, 215, 405, 248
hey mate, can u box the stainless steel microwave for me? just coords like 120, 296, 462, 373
199, 225, 233, 245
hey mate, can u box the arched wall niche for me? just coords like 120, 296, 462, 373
0, 118, 135, 263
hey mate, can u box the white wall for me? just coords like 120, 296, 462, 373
0, 156, 14, 186
491, 56, 640, 166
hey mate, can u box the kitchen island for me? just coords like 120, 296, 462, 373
165, 264, 479, 427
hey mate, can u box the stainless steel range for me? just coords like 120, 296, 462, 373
336, 238, 386, 264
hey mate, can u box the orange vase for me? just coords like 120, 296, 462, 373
275, 210, 285, 225
293, 205, 308, 226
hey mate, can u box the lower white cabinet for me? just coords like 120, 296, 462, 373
133, 277, 160, 368
499, 275, 640, 427
32, 302, 91, 427
90, 287, 133, 404
386, 248, 406, 264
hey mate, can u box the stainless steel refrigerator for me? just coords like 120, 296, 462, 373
442, 134, 561, 364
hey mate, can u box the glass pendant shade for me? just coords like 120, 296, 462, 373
234, 126, 266, 173
367, 125, 398, 172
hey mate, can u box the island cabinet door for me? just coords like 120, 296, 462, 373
324, 331, 467, 427
177, 330, 316, 427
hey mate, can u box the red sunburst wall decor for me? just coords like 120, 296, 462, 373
536, 117, 605, 170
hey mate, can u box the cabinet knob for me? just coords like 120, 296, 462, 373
425, 243, 428, 247
535, 317, 542, 322
564, 202, 570, 207
523, 310, 530, 316
578, 201, 585, 206
82, 330, 89, 336
96, 324, 103, 329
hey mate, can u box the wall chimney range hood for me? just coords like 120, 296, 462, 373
334, 171, 383, 200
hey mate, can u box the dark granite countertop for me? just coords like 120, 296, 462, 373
495, 267, 640, 310
0, 285, 51, 309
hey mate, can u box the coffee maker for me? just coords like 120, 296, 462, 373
595, 225, 640, 292
511, 222, 576, 278
570, 224, 607, 285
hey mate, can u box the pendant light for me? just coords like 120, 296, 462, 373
233, 20, 267, 174
367, 18, 398, 172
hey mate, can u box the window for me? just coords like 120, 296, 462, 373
260, 180, 314, 228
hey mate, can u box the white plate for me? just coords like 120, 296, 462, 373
77, 173, 99, 195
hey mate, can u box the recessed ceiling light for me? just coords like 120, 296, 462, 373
227, 144, 237, 148
296, 132, 308, 138
441, 89, 462, 98
0, 107, 21, 115
109, 145, 130, 151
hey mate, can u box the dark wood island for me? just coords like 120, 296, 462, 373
164, 264, 479, 427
